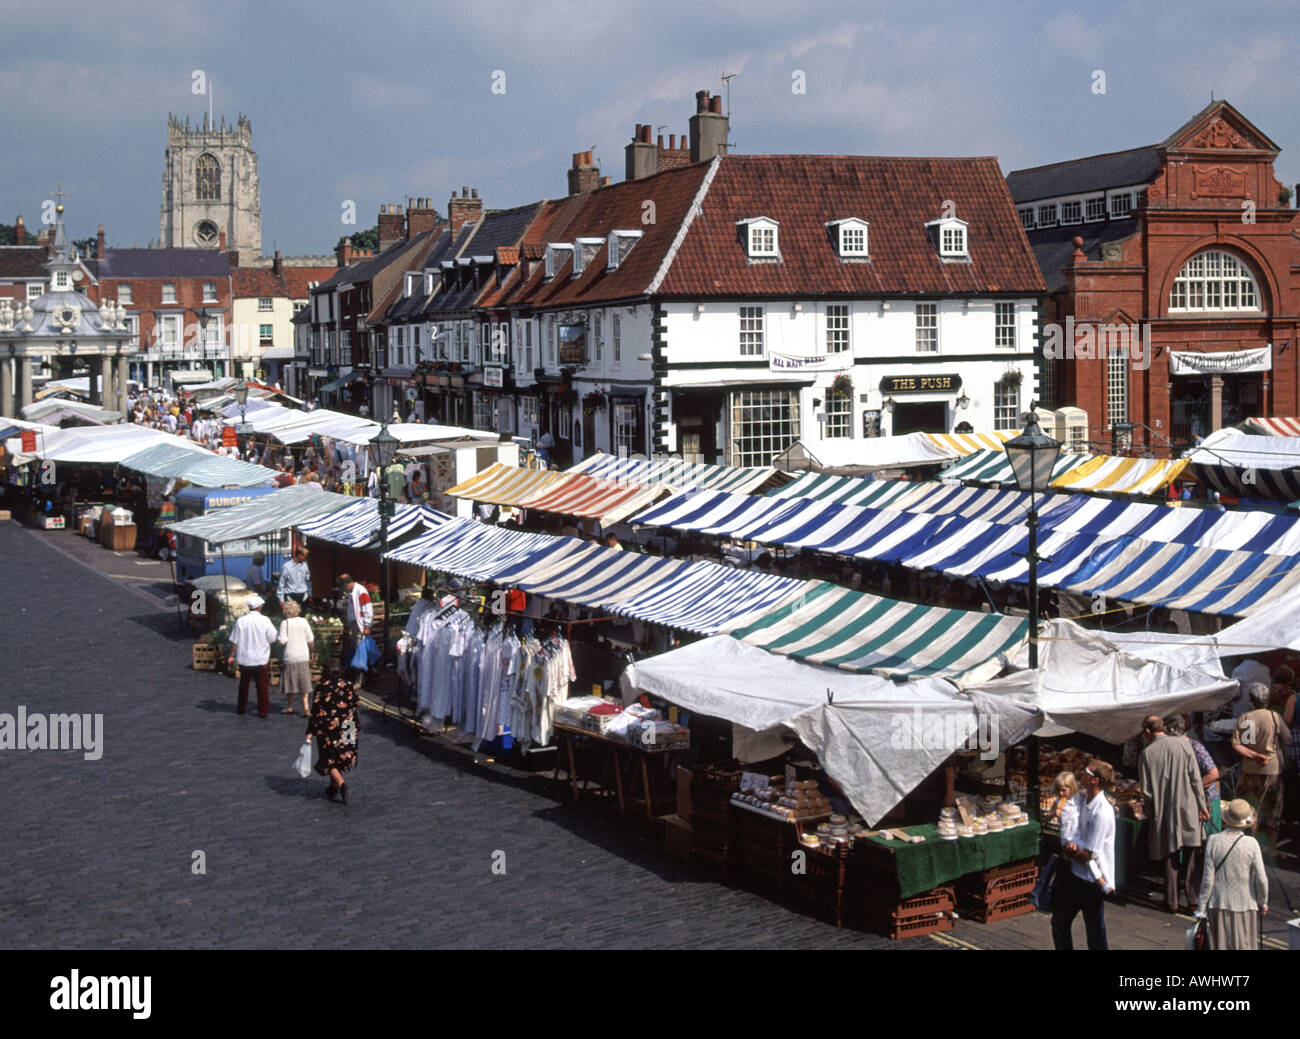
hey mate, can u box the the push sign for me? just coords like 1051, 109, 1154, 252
879, 374, 962, 394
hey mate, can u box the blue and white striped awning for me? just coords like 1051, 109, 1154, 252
568, 454, 780, 494
295, 497, 450, 548
724, 583, 1027, 685
385, 519, 559, 580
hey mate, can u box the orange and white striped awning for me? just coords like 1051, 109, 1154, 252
445, 463, 561, 505
520, 474, 668, 523
1244, 417, 1300, 437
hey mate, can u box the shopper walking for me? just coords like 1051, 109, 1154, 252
340, 573, 373, 684
1196, 799, 1269, 950
228, 594, 278, 717
1138, 715, 1209, 913
1233, 682, 1291, 851
277, 600, 315, 716
1052, 759, 1116, 951
306, 658, 359, 803
277, 546, 312, 606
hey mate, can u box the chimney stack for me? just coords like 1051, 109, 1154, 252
273, 250, 282, 277
336, 237, 354, 267
448, 188, 483, 237
14, 216, 25, 246
406, 196, 439, 239
567, 150, 601, 195
219, 228, 227, 251
96, 225, 105, 260
378, 202, 405, 251
690, 90, 729, 163
625, 123, 660, 182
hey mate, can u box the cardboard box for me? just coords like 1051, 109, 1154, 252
0, 510, 10, 521
107, 523, 136, 551
660, 814, 692, 861
677, 767, 692, 823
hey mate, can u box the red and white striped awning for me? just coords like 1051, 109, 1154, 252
1244, 417, 1300, 437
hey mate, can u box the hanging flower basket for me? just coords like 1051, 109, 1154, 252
827, 373, 853, 400
1001, 369, 1023, 387
558, 387, 579, 407
582, 388, 608, 417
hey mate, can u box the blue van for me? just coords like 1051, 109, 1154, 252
173, 486, 289, 586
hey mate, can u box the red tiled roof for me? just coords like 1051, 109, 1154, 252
495, 246, 519, 265
232, 267, 288, 297
281, 266, 337, 300
657, 155, 1047, 297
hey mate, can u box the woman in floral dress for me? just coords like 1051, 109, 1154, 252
306, 658, 359, 804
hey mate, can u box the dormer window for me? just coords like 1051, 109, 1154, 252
826, 218, 869, 258
606, 229, 644, 271
737, 217, 779, 259
926, 217, 969, 259
54, 270, 69, 289
544, 243, 573, 280
572, 238, 603, 278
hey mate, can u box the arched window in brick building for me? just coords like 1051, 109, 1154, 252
1169, 250, 1262, 312
195, 154, 221, 202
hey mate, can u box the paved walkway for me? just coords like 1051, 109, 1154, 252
2, 521, 1295, 949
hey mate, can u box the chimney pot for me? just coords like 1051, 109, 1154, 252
471, 188, 478, 198
462, 186, 469, 197
710, 95, 723, 114
696, 89, 709, 113
657, 134, 664, 149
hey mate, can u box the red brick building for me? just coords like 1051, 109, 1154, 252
1009, 101, 1300, 454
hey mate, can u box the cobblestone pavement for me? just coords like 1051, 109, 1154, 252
3, 521, 1296, 949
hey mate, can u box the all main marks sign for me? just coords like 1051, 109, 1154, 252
1169, 346, 1272, 376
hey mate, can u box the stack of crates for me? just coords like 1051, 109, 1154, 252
957, 858, 1038, 923
688, 761, 741, 873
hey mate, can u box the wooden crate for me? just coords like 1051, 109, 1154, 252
961, 894, 1035, 924
269, 659, 283, 687
192, 643, 218, 671
879, 910, 954, 941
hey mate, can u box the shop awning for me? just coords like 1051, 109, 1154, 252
925, 431, 1020, 455
567, 454, 782, 495
165, 485, 355, 543
941, 448, 1091, 488
386, 519, 562, 580
723, 583, 1027, 685
1189, 428, 1300, 503
1243, 417, 1300, 437
763, 472, 922, 508
4, 424, 213, 465
444, 462, 561, 505
516, 474, 668, 524
295, 497, 450, 548
21, 398, 123, 425
118, 443, 278, 488
320, 370, 365, 392
774, 432, 965, 474
1051, 455, 1189, 496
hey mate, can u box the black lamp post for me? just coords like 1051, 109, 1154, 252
370, 422, 400, 658
1004, 403, 1062, 820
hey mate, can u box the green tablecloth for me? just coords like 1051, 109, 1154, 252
860, 823, 1041, 899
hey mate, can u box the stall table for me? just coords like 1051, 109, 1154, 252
853, 822, 1041, 900
553, 722, 685, 825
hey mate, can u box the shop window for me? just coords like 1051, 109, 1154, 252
730, 388, 800, 468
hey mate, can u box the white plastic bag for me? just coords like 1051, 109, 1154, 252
293, 740, 314, 779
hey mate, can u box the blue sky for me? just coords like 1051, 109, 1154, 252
4, 0, 1296, 255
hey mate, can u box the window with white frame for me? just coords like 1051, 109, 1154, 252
453, 323, 463, 361
116, 284, 131, 305
491, 322, 508, 364
204, 317, 222, 350
593, 311, 602, 363
54, 270, 69, 289
746, 222, 777, 257
162, 283, 177, 304
915, 302, 938, 352
473, 392, 497, 431
1037, 204, 1058, 227
1085, 196, 1106, 221
1107, 346, 1128, 430
739, 305, 764, 356
993, 380, 1019, 430
258, 296, 273, 311
203, 281, 218, 303
1061, 200, 1082, 224
1169, 250, 1261, 312
259, 324, 273, 345
158, 314, 182, 350
1110, 192, 1132, 218
519, 395, 539, 428
833, 220, 868, 257
614, 402, 638, 456
994, 302, 1016, 347
825, 388, 851, 438
941, 226, 966, 255
730, 389, 800, 468
825, 303, 849, 353
548, 316, 557, 367
1019, 208, 1035, 230
612, 313, 621, 364
525, 319, 534, 371
26, 282, 42, 301
558, 407, 572, 440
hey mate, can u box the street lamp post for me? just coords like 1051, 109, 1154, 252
370, 423, 400, 661
1004, 403, 1062, 820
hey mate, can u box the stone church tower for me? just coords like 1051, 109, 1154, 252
160, 112, 261, 257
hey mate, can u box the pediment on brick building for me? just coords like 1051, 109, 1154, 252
1163, 101, 1279, 155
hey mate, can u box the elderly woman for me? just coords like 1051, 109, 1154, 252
306, 658, 359, 804
1196, 799, 1268, 950
277, 599, 315, 715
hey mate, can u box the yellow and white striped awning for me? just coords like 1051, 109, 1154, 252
1052, 455, 1188, 496
925, 430, 1019, 456
445, 462, 561, 505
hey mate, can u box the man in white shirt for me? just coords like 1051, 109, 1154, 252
1051, 758, 1116, 951
228, 594, 280, 717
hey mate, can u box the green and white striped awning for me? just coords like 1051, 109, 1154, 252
165, 485, 356, 543
723, 583, 1027, 685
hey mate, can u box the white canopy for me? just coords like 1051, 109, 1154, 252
1215, 595, 1300, 655
4, 425, 211, 465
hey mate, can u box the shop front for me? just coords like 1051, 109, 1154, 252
1168, 346, 1271, 448
880, 373, 964, 437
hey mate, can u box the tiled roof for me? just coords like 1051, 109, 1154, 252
95, 248, 232, 278
1006, 146, 1162, 204
366, 230, 443, 322
0, 246, 48, 278
232, 267, 288, 298
657, 155, 1046, 297
496, 246, 519, 264
1022, 218, 1139, 293
281, 267, 336, 300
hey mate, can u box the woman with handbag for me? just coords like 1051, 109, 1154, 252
305, 658, 360, 804
1195, 799, 1268, 950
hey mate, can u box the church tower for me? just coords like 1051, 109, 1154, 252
160, 112, 261, 257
